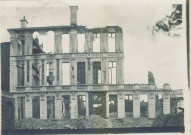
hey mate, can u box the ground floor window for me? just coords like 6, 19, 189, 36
18, 97, 25, 119
47, 96, 55, 119
32, 96, 40, 119
125, 94, 133, 117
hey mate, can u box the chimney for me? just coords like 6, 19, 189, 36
20, 16, 28, 28
70, 6, 78, 26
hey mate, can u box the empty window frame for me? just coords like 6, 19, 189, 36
109, 95, 118, 118
155, 94, 163, 117
32, 62, 40, 86
109, 62, 117, 84
18, 97, 25, 119
62, 95, 71, 118
140, 94, 148, 117
108, 33, 115, 52
46, 63, 55, 85
62, 34, 70, 53
78, 34, 85, 52
78, 95, 86, 117
77, 62, 86, 84
61, 63, 70, 85
32, 96, 40, 119
32, 31, 54, 54
17, 61, 24, 86
93, 34, 100, 52
125, 94, 133, 117
93, 62, 101, 84
47, 96, 55, 119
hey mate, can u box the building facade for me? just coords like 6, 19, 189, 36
8, 6, 172, 120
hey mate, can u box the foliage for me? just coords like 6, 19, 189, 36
152, 111, 184, 127
152, 4, 182, 37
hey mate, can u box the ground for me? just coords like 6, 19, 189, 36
13, 115, 154, 129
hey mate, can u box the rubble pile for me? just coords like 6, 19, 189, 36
152, 111, 184, 127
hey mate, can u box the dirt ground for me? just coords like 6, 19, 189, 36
14, 115, 154, 129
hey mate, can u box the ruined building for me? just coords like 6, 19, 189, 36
7, 6, 174, 120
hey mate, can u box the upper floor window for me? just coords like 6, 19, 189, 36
108, 33, 115, 52
93, 34, 100, 52
77, 62, 86, 84
109, 61, 116, 84
93, 62, 101, 84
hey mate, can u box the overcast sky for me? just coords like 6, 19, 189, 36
0, 0, 188, 90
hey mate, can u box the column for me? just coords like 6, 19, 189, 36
40, 94, 47, 119
10, 60, 17, 92
24, 33, 33, 55
118, 91, 125, 118
163, 92, 170, 114
86, 92, 89, 117
85, 33, 93, 52
54, 31, 62, 53
148, 92, 155, 118
102, 58, 108, 84
117, 58, 124, 84
70, 92, 78, 119
133, 93, 140, 118
44, 60, 47, 86
53, 59, 56, 85
29, 60, 33, 86
100, 33, 108, 52
55, 93, 62, 119
58, 59, 62, 85
115, 33, 123, 52
25, 94, 32, 118
106, 92, 109, 118
39, 59, 42, 86
14, 97, 18, 119
70, 30, 78, 52
70, 59, 77, 85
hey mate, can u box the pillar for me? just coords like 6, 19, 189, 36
148, 92, 155, 118
24, 33, 33, 55
55, 93, 62, 119
25, 94, 32, 118
102, 58, 108, 84
85, 33, 93, 52
118, 91, 125, 118
14, 97, 18, 119
106, 92, 109, 118
117, 58, 124, 84
10, 60, 17, 92
39, 59, 42, 86
115, 33, 123, 52
70, 30, 78, 52
163, 93, 170, 114
70, 92, 78, 119
70, 59, 77, 85
40, 94, 47, 119
100, 33, 108, 52
86, 92, 89, 117
133, 93, 140, 118
54, 31, 62, 53
29, 60, 33, 86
